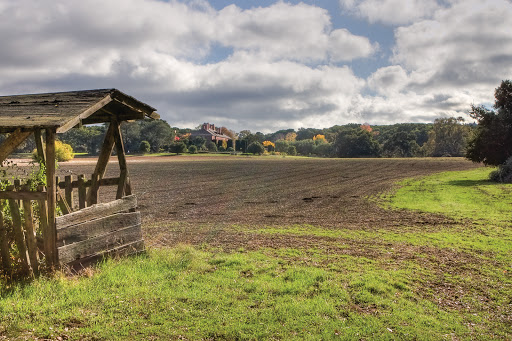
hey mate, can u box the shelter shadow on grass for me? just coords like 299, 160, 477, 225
446, 179, 491, 187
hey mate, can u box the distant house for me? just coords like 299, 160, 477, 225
190, 123, 231, 144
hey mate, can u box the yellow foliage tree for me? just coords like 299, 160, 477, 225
313, 134, 326, 142
32, 140, 75, 162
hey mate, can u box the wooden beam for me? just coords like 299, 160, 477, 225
45, 128, 57, 267
56, 94, 112, 133
86, 122, 116, 205
34, 129, 46, 166
0, 191, 47, 201
112, 117, 132, 199
0, 128, 32, 164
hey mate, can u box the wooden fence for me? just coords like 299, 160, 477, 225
0, 174, 144, 276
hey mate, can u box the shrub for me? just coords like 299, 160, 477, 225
32, 140, 74, 162
169, 142, 187, 154
287, 145, 297, 156
247, 142, 265, 155
227, 147, 234, 152
188, 145, 198, 154
489, 156, 512, 183
206, 141, 217, 152
139, 140, 151, 154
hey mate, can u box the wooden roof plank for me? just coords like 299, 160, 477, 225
0, 89, 158, 133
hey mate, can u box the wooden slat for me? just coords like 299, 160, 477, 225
0, 210, 12, 270
34, 129, 46, 165
8, 198, 31, 275
57, 224, 142, 264
0, 191, 47, 200
0, 128, 32, 164
56, 195, 137, 229
45, 128, 57, 267
56, 94, 112, 133
23, 199, 39, 276
58, 176, 120, 189
78, 175, 86, 209
87, 122, 116, 205
65, 175, 73, 209
65, 240, 144, 271
57, 212, 140, 246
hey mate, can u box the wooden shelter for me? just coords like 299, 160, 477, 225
0, 89, 159, 275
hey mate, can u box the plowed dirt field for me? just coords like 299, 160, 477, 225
58, 156, 481, 248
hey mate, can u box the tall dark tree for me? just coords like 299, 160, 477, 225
382, 130, 419, 157
466, 80, 512, 166
334, 129, 381, 158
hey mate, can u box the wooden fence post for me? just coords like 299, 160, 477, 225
46, 128, 57, 267
78, 175, 86, 209
0, 210, 12, 271
37, 185, 49, 268
65, 175, 74, 210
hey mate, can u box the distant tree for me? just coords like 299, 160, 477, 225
284, 132, 297, 141
314, 143, 334, 157
335, 129, 381, 158
139, 140, 151, 154
169, 141, 187, 154
423, 117, 470, 157
60, 126, 105, 154
382, 130, 419, 157
247, 142, 265, 155
296, 128, 322, 141
293, 140, 316, 155
275, 140, 289, 153
190, 136, 206, 150
140, 119, 173, 152
466, 80, 512, 166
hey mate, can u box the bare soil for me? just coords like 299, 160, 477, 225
57, 155, 481, 240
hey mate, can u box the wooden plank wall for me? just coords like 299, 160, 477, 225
56, 195, 144, 270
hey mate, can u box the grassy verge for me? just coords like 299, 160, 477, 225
1, 167, 511, 340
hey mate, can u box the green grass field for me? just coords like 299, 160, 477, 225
1, 165, 511, 340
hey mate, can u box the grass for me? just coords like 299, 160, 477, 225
1, 166, 512, 340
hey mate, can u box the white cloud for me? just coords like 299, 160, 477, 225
328, 29, 378, 62
340, 0, 442, 25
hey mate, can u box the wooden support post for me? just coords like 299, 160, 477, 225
65, 175, 74, 210
34, 129, 46, 165
14, 179, 21, 206
78, 175, 86, 209
0, 128, 32, 165
8, 191, 31, 276
45, 128, 57, 267
22, 196, 39, 276
0, 210, 12, 271
112, 117, 132, 199
87, 122, 116, 205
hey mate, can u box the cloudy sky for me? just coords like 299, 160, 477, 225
1, 0, 511, 132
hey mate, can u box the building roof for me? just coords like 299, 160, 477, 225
0, 89, 159, 133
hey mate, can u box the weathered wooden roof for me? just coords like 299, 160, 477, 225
0, 89, 159, 133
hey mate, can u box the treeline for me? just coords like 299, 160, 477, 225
2, 117, 472, 159
236, 118, 471, 158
